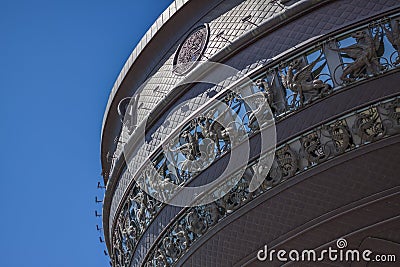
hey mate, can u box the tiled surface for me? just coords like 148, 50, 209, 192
103, 0, 190, 118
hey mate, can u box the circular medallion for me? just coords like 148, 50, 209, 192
173, 24, 209, 75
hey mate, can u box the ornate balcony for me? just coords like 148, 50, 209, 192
105, 10, 400, 267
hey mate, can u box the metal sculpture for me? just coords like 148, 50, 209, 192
331, 30, 384, 82
275, 144, 298, 179
281, 54, 331, 106
322, 122, 351, 154
300, 132, 327, 164
379, 98, 400, 134
352, 110, 385, 142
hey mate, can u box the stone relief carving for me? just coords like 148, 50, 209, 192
173, 24, 209, 75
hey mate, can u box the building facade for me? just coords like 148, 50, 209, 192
100, 0, 400, 266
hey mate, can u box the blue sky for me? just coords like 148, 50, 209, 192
0, 0, 172, 266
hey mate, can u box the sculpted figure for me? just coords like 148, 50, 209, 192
178, 130, 201, 161
153, 249, 168, 267
163, 236, 181, 260
352, 111, 385, 142
256, 79, 274, 107
378, 98, 400, 134
199, 106, 239, 155
204, 202, 222, 226
173, 224, 191, 249
281, 54, 331, 106
330, 30, 384, 82
241, 83, 275, 131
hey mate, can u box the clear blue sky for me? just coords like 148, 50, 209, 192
0, 0, 172, 266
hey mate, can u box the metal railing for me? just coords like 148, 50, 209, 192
109, 12, 400, 267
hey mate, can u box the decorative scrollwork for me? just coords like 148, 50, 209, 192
198, 114, 231, 156
144, 97, 399, 267
382, 19, 400, 66
378, 98, 400, 135
173, 24, 209, 75
186, 209, 208, 236
352, 109, 385, 142
152, 249, 168, 267
173, 224, 191, 250
241, 89, 275, 131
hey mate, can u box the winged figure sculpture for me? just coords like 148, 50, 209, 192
330, 30, 384, 82
281, 53, 331, 107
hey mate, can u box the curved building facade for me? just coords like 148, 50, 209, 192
100, 0, 400, 266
